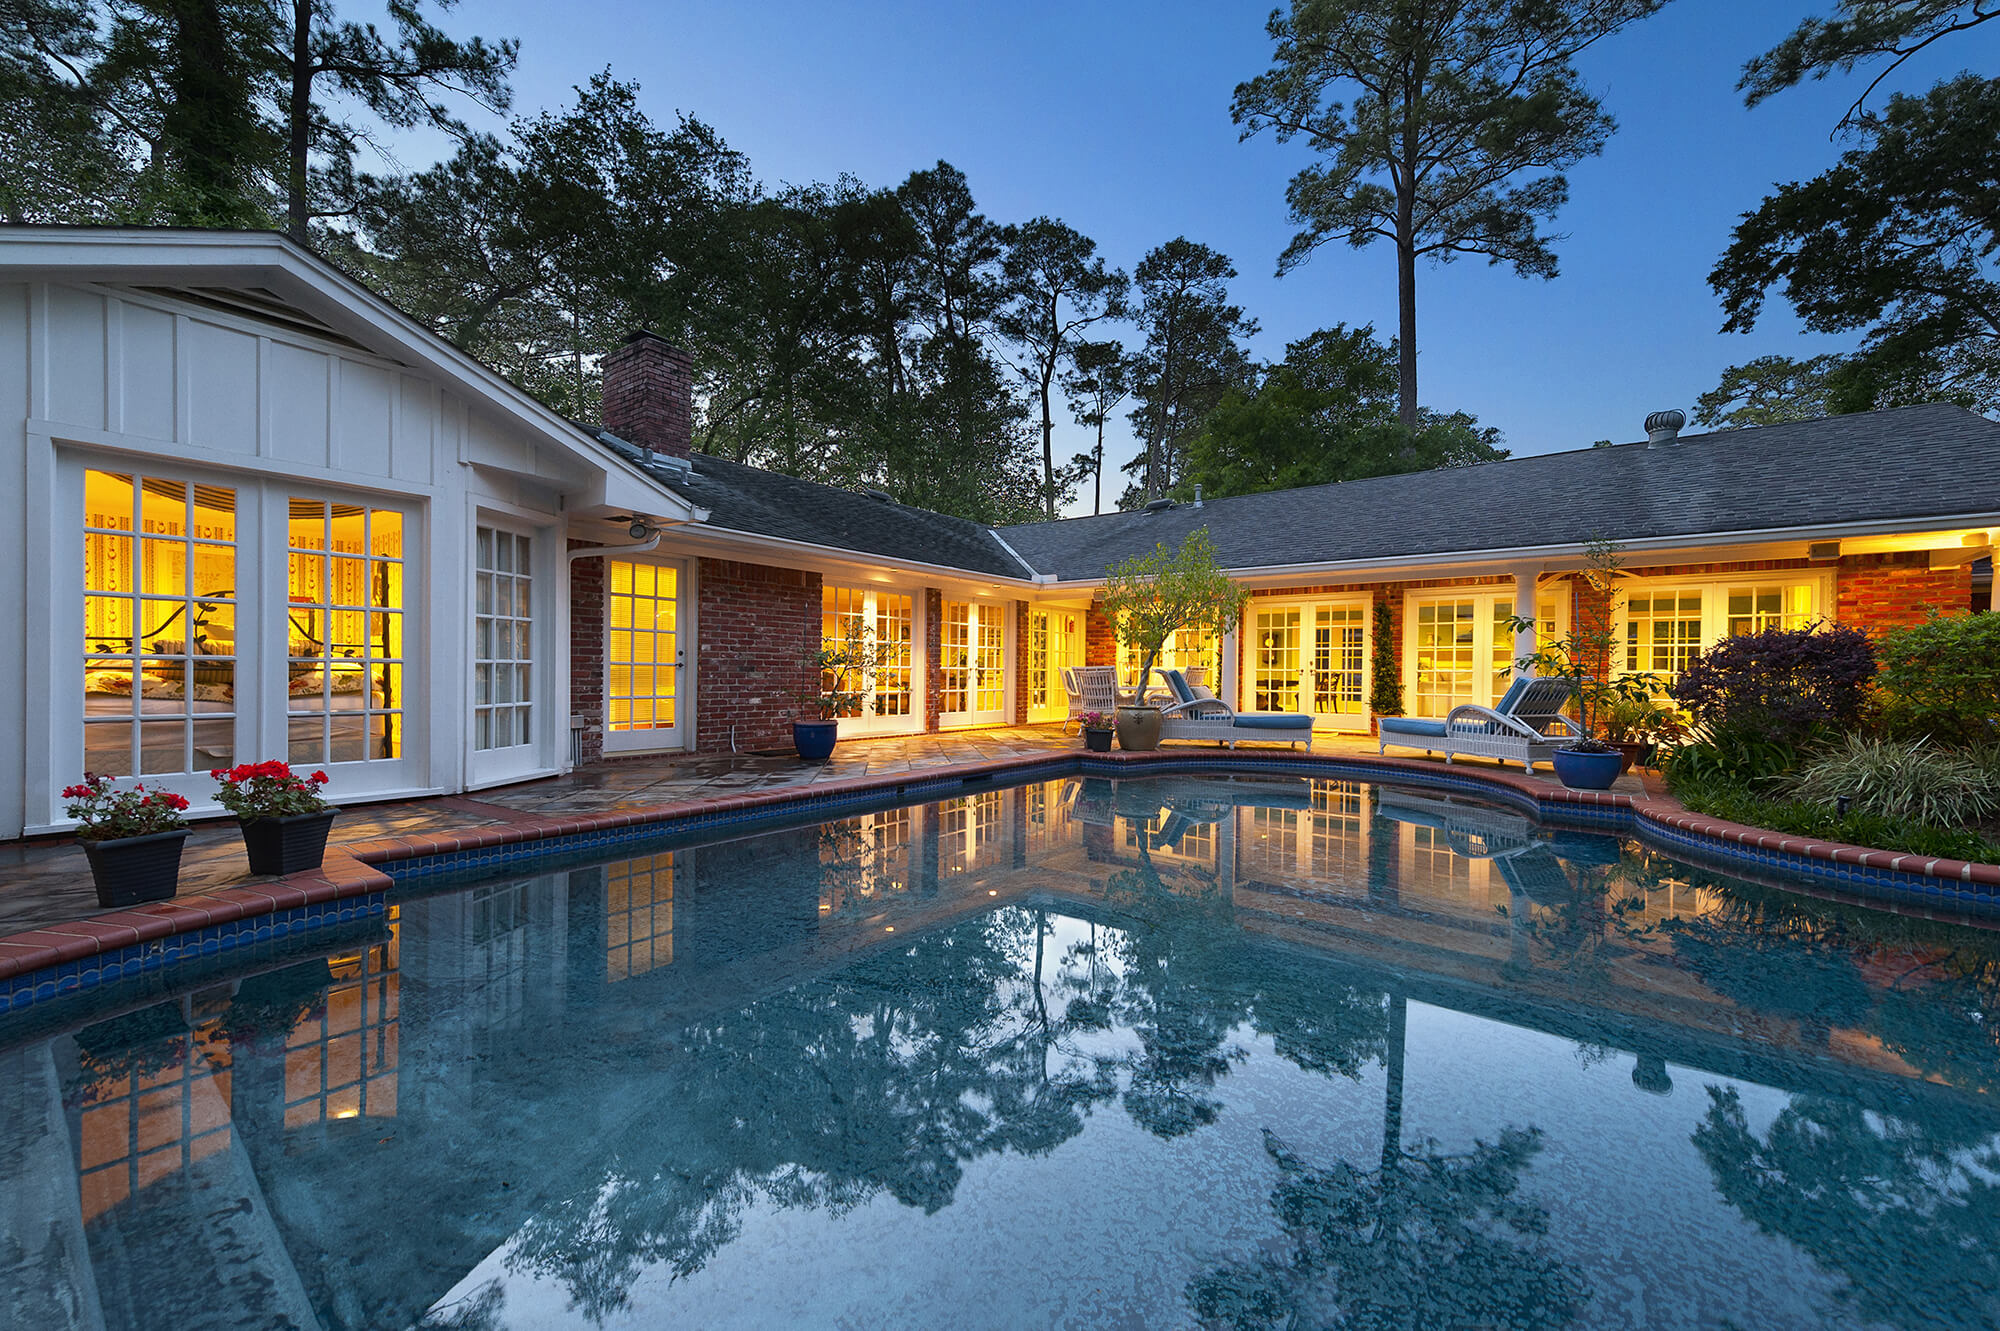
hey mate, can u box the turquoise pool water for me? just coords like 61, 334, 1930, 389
4, 773, 1998, 1329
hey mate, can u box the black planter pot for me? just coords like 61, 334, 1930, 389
793, 719, 839, 762
82, 830, 190, 908
1082, 727, 1114, 753
1551, 747, 1624, 791
239, 809, 339, 876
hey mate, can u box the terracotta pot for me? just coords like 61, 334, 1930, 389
1082, 727, 1114, 753
1114, 705, 1163, 752
239, 809, 339, 876
1611, 742, 1646, 774
82, 830, 189, 908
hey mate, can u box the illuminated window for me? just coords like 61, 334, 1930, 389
938, 790, 1006, 875
606, 561, 679, 735
607, 853, 674, 981
284, 935, 399, 1128
1412, 600, 1477, 718
1624, 588, 1706, 676
1121, 622, 1221, 693
1309, 781, 1368, 884
1726, 584, 1813, 636
287, 498, 405, 763
1310, 605, 1367, 716
1029, 614, 1049, 708
474, 527, 533, 750
941, 602, 1006, 717
822, 585, 914, 720
1254, 608, 1302, 712
83, 470, 237, 776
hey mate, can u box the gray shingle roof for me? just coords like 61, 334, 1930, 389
997, 404, 2000, 581
595, 436, 1034, 581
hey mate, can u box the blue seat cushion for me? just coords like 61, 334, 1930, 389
1161, 669, 1196, 705
1493, 675, 1530, 715
1379, 717, 1449, 738
1232, 712, 1315, 731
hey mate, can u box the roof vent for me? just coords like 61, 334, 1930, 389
863, 487, 894, 503
1644, 409, 1686, 446
1143, 497, 1174, 513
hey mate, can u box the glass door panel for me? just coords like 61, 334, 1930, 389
1308, 604, 1367, 724
286, 498, 404, 765
1253, 609, 1301, 712
822, 585, 916, 734
606, 560, 684, 751
941, 601, 1007, 726
473, 527, 534, 755
1412, 600, 1477, 717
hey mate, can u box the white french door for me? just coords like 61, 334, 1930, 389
940, 599, 1009, 727
1406, 590, 1565, 717
1026, 608, 1083, 724
1245, 599, 1371, 730
469, 522, 546, 785
604, 558, 686, 752
822, 583, 920, 736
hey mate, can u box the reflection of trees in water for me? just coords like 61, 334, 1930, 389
1662, 892, 1874, 1039
1185, 1126, 1586, 1331
1694, 1086, 2000, 1331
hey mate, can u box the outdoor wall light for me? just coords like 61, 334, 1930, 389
628, 520, 654, 540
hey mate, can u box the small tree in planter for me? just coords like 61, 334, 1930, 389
1506, 539, 1662, 789
212, 762, 336, 876
1098, 528, 1247, 751
63, 773, 193, 906
785, 634, 891, 761
1368, 598, 1402, 720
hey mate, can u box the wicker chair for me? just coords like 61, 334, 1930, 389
1154, 669, 1315, 750
1377, 675, 1583, 774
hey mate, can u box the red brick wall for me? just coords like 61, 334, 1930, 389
568, 539, 605, 765
1084, 603, 1116, 667
694, 558, 820, 752
600, 333, 694, 459
1837, 551, 1974, 633
923, 587, 943, 732
1013, 600, 1030, 724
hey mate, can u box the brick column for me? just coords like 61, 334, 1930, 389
568, 539, 605, 765
1013, 600, 1030, 725
1084, 602, 1116, 667
924, 587, 944, 732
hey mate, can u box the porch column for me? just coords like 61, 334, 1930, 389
1511, 565, 1541, 679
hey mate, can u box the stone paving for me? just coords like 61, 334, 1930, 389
0, 725, 1638, 942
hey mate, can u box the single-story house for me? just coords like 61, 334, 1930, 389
1, 227, 1993, 839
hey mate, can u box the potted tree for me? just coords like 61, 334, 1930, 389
1078, 711, 1115, 753
787, 633, 889, 762
63, 773, 193, 907
1098, 529, 1247, 752
212, 761, 337, 875
1507, 539, 1663, 791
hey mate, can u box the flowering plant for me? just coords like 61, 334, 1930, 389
1078, 711, 1115, 730
210, 761, 332, 820
62, 773, 191, 842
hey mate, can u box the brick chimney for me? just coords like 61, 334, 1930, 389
601, 330, 694, 460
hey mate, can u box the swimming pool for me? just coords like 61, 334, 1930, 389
3, 773, 1996, 1329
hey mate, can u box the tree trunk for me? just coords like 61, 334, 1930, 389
1396, 217, 1418, 430
286, 0, 312, 244
1093, 416, 1105, 515
1040, 370, 1056, 519
1380, 992, 1407, 1173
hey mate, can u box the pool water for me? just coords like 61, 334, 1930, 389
4, 773, 1998, 1330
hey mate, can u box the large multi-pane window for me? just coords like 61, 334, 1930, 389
1122, 623, 1221, 692
821, 585, 915, 722
1408, 591, 1563, 717
606, 560, 679, 737
474, 527, 533, 751
83, 470, 238, 776
1621, 577, 1824, 681
287, 498, 404, 764
1412, 600, 1478, 718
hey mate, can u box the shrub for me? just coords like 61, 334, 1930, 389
1669, 769, 2000, 863
1875, 612, 2000, 746
1779, 734, 2000, 828
1662, 733, 1802, 787
1668, 623, 1875, 750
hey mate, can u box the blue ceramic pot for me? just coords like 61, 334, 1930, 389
793, 719, 839, 762
1551, 747, 1623, 791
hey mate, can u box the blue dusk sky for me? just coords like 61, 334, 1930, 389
436, 1, 1998, 514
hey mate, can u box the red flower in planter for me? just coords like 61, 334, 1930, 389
211, 761, 334, 820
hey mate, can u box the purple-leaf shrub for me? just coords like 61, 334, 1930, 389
1668, 623, 1875, 748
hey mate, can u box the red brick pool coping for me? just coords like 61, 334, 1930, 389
5, 747, 1998, 987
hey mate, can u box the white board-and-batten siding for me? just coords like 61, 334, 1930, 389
0, 280, 577, 838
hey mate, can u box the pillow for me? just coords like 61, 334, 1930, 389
1190, 685, 1217, 701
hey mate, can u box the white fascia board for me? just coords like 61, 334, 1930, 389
0, 227, 698, 524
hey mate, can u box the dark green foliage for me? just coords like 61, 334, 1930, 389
1740, 0, 2000, 127
1120, 238, 1257, 506
1692, 354, 1845, 428
1178, 324, 1507, 500
1668, 623, 1877, 751
1369, 598, 1402, 717
1233, 0, 1666, 426
1874, 611, 2000, 745
1712, 74, 2000, 416
1665, 768, 1999, 863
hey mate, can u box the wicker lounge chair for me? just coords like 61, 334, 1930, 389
1155, 669, 1316, 751
1376, 675, 1582, 774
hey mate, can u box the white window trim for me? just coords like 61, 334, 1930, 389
466, 507, 560, 789
1612, 569, 1836, 679
938, 597, 1012, 729
1239, 594, 1375, 731
602, 555, 690, 754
